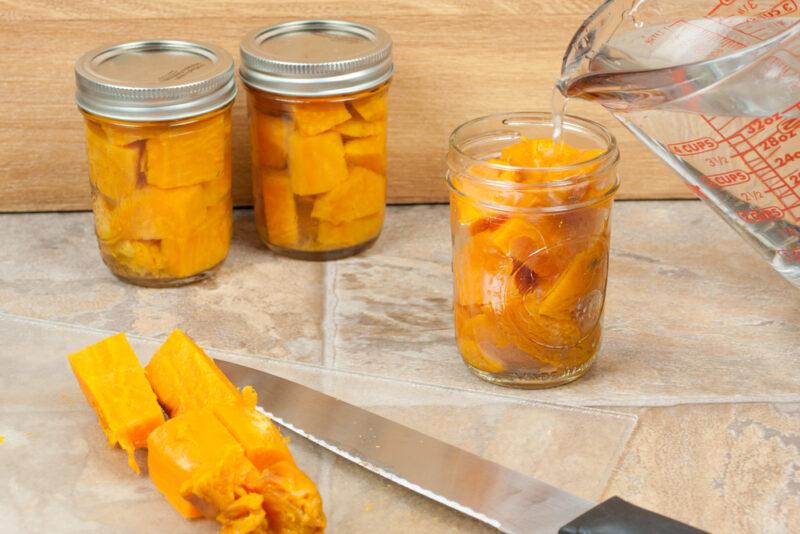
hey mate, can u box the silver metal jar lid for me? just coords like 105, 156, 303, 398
239, 20, 393, 97
75, 40, 237, 121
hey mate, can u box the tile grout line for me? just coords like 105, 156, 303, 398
2, 309, 800, 409
316, 261, 339, 500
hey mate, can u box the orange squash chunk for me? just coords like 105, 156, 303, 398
112, 184, 207, 241
93, 195, 120, 244
539, 238, 608, 321
160, 203, 231, 278
316, 213, 383, 249
145, 329, 246, 417
253, 113, 290, 169
292, 102, 351, 136
488, 217, 545, 261
85, 122, 141, 201
288, 131, 349, 196
333, 118, 386, 138
311, 166, 385, 223
181, 447, 268, 532
145, 112, 230, 189
350, 92, 387, 121
261, 169, 299, 247
453, 232, 512, 309
68, 333, 165, 474
202, 176, 232, 207
343, 134, 386, 173
108, 239, 167, 277
260, 461, 326, 534
214, 403, 293, 472
146, 409, 245, 519
455, 314, 507, 374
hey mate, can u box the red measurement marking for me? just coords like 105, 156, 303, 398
704, 170, 751, 188
669, 137, 720, 156
777, 249, 800, 262
738, 206, 784, 223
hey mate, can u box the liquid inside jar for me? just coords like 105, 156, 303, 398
84, 107, 233, 286
247, 84, 389, 260
448, 116, 619, 388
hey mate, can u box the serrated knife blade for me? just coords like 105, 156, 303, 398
216, 359, 706, 534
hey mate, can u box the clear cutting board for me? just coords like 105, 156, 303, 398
0, 314, 636, 533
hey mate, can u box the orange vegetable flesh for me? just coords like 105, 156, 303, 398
68, 333, 165, 474
450, 137, 613, 378
248, 84, 388, 254
145, 329, 245, 417
83, 107, 232, 282
145, 329, 326, 532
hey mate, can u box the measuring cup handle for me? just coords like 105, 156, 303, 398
558, 496, 708, 534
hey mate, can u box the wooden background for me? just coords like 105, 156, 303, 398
0, 1, 691, 212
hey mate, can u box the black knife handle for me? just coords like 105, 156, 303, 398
558, 497, 709, 534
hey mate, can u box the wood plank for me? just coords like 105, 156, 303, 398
0, 4, 690, 212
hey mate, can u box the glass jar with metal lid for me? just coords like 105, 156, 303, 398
75, 40, 237, 287
240, 20, 393, 260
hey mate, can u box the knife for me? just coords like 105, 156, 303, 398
216, 359, 706, 534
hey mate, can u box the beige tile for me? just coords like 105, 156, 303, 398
331, 202, 800, 406
0, 315, 634, 532
602, 403, 800, 534
0, 210, 324, 364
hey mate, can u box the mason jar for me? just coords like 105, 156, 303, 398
447, 112, 620, 388
240, 20, 393, 260
75, 40, 236, 287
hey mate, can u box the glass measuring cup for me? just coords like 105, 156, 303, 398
560, 0, 800, 287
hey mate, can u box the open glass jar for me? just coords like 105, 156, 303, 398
75, 40, 236, 287
240, 20, 393, 260
447, 113, 620, 388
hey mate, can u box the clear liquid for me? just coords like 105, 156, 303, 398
558, 16, 800, 287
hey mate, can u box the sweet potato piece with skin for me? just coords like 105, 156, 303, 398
288, 131, 349, 195
214, 404, 293, 472
343, 134, 386, 173
292, 101, 351, 136
261, 170, 299, 247
145, 329, 247, 417
311, 166, 385, 223
68, 333, 165, 474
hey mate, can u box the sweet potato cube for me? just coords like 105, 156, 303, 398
333, 118, 386, 138
350, 92, 387, 121
145, 112, 230, 188
214, 404, 293, 471
146, 409, 245, 519
260, 461, 327, 534
112, 184, 208, 241
160, 203, 231, 278
261, 169, 299, 247
145, 329, 245, 417
288, 131, 349, 195
292, 102, 351, 136
68, 333, 165, 474
311, 166, 385, 223
317, 213, 383, 249
252, 113, 289, 169
85, 123, 141, 201
344, 134, 386, 173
